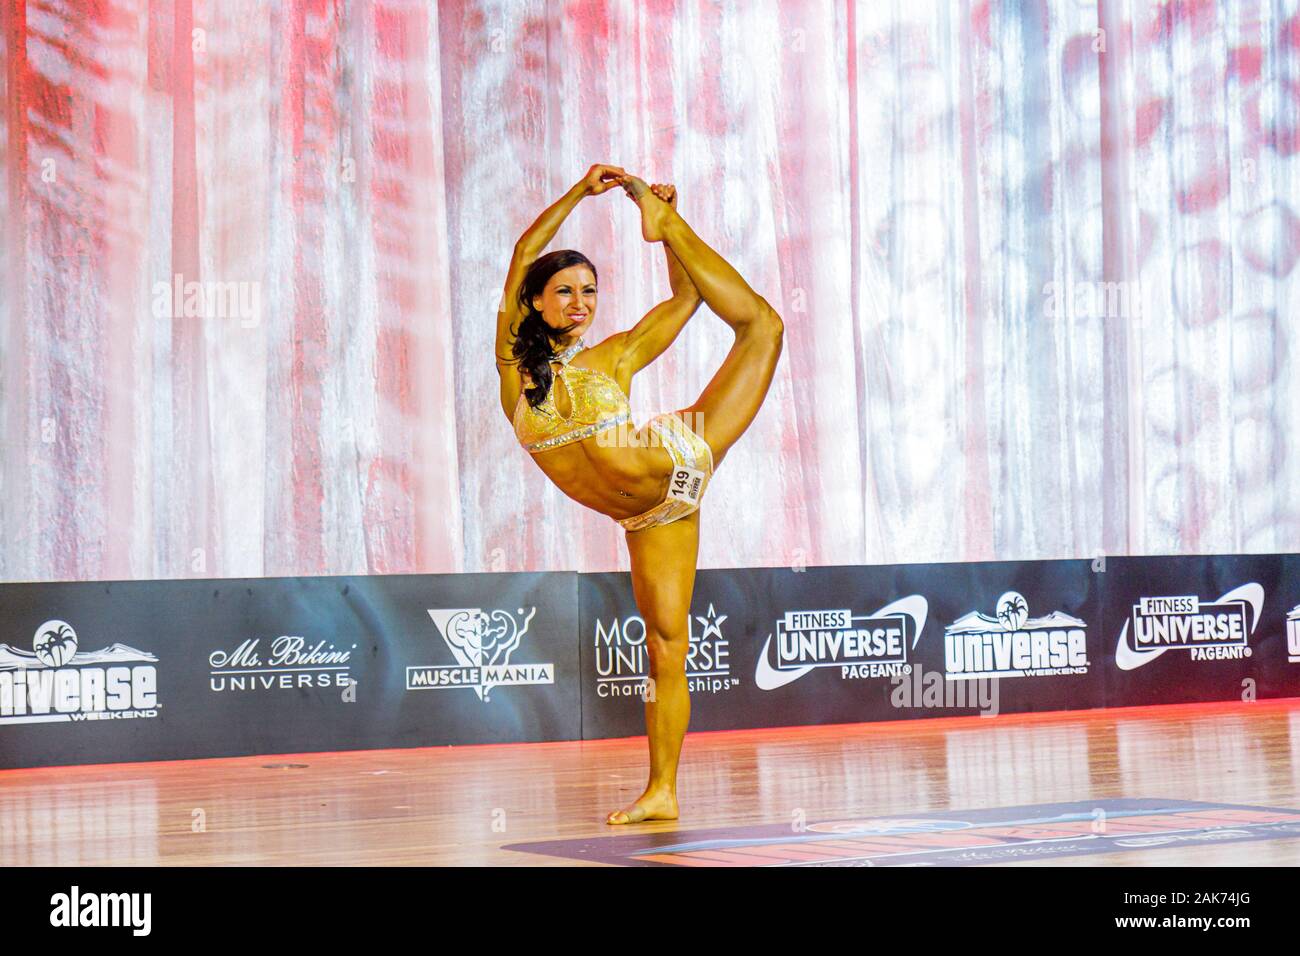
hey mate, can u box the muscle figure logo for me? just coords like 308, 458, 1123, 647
406, 607, 553, 701
944, 591, 1089, 679
754, 596, 928, 690
0, 620, 160, 725
1114, 583, 1262, 670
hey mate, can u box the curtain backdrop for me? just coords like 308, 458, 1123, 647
1, 0, 1297, 582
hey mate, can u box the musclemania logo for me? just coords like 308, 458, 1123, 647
1115, 583, 1262, 670
754, 597, 928, 690
0, 620, 159, 725
944, 591, 1089, 679
406, 608, 553, 702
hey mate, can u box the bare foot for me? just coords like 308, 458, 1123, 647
606, 787, 679, 825
621, 175, 673, 242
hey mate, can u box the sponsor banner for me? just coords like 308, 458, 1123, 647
2, 552, 1298, 768
1101, 554, 1293, 705
503, 799, 1300, 866
579, 560, 1103, 739
927, 560, 1103, 720
0, 572, 579, 770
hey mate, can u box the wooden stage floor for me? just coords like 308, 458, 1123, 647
3, 698, 1300, 866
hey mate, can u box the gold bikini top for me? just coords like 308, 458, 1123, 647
513, 338, 631, 453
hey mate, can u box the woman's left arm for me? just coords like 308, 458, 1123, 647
497, 164, 628, 368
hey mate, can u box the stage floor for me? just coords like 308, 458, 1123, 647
3, 698, 1300, 866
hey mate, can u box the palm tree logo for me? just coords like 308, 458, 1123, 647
995, 592, 1029, 632
34, 620, 78, 667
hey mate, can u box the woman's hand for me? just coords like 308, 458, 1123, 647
581, 163, 630, 195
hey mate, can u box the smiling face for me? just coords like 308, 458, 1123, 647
532, 265, 596, 337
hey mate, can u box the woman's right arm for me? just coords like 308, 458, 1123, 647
495, 164, 627, 364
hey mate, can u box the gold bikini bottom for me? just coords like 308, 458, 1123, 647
616, 412, 714, 533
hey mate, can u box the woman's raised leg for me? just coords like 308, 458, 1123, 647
623, 177, 784, 469
607, 508, 701, 824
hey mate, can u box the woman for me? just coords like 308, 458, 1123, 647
495, 163, 784, 824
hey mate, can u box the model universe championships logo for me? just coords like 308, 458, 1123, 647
944, 591, 1089, 679
0, 620, 159, 724
407, 607, 553, 701
1115, 583, 1263, 670
595, 604, 735, 697
754, 597, 928, 690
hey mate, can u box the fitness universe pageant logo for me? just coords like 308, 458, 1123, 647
208, 636, 357, 692
0, 620, 159, 725
1115, 583, 1263, 670
407, 607, 553, 702
754, 597, 928, 690
593, 604, 735, 698
944, 591, 1089, 680
1287, 605, 1300, 664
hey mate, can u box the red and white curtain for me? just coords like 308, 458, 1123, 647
1, 0, 1296, 581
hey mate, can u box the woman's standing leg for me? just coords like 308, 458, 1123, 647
623, 178, 784, 468
607, 508, 701, 824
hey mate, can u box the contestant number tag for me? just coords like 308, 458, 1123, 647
666, 466, 707, 506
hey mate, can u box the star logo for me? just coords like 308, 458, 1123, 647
694, 604, 728, 641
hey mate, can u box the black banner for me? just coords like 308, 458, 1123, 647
0, 572, 579, 768
1100, 554, 1299, 705
579, 560, 1104, 738
1, 552, 1297, 769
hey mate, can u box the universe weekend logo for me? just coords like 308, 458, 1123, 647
0, 620, 159, 724
944, 591, 1089, 680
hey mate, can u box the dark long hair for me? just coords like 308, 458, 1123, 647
510, 250, 598, 409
